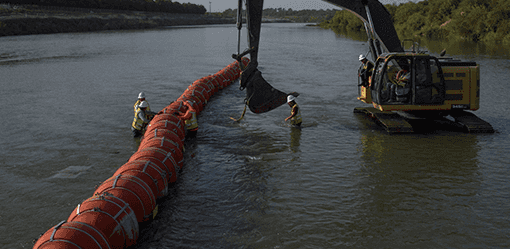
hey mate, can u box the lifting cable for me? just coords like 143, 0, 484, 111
231, 0, 249, 123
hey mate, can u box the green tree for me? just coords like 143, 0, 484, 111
320, 0, 510, 45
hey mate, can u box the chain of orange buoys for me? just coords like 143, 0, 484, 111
33, 57, 250, 249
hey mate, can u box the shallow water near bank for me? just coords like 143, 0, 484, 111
1, 23, 509, 248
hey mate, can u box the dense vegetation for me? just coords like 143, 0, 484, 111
320, 0, 510, 44
219, 8, 337, 23
0, 0, 206, 14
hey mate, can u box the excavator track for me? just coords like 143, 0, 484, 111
355, 107, 494, 133
354, 107, 414, 133
449, 111, 495, 133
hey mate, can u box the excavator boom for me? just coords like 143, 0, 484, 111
323, 0, 403, 57
237, 0, 402, 114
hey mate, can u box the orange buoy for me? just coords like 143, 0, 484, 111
241, 57, 250, 67
33, 220, 111, 249
159, 107, 182, 115
181, 89, 206, 105
116, 168, 160, 201
94, 174, 157, 223
129, 147, 180, 176
158, 107, 181, 117
142, 128, 183, 151
146, 120, 185, 142
214, 73, 230, 88
137, 137, 184, 174
220, 68, 236, 81
227, 63, 240, 76
114, 160, 169, 198
229, 66, 240, 80
131, 157, 177, 185
150, 114, 186, 131
188, 85, 210, 101
177, 94, 203, 113
166, 101, 187, 112
199, 75, 216, 95
210, 75, 223, 90
177, 92, 202, 110
34, 60, 256, 248
191, 79, 212, 99
67, 193, 139, 248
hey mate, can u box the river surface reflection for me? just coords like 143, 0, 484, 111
0, 23, 509, 248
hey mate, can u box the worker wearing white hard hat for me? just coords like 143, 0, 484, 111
359, 54, 374, 87
133, 91, 151, 115
131, 100, 157, 137
285, 94, 302, 127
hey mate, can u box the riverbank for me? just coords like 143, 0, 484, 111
0, 4, 235, 37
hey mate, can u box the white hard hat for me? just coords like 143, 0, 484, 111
139, 101, 149, 108
287, 95, 296, 103
359, 54, 366, 61
138, 92, 146, 99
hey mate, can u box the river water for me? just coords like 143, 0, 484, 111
1, 23, 509, 248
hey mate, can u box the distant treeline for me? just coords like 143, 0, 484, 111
219, 8, 337, 23
0, 0, 206, 14
320, 0, 510, 44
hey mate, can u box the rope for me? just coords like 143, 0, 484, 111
230, 93, 252, 122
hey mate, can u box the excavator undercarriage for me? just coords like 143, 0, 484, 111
354, 107, 494, 133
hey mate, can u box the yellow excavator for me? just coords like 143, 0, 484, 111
232, 0, 494, 133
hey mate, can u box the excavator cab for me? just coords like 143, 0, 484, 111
368, 54, 446, 110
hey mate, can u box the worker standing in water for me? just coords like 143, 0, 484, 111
285, 95, 302, 127
131, 101, 156, 137
134, 92, 151, 115
176, 100, 198, 139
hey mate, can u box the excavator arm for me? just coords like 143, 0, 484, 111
324, 0, 403, 59
235, 0, 402, 114
234, 0, 289, 114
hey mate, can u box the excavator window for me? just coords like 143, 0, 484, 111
414, 57, 445, 104
372, 55, 445, 106
374, 56, 412, 104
